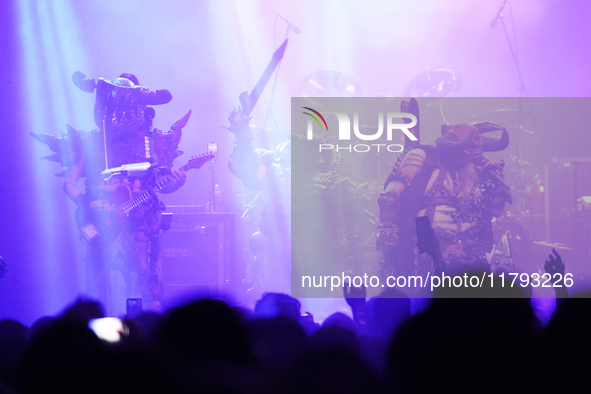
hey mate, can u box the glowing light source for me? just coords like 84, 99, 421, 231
18, 0, 89, 314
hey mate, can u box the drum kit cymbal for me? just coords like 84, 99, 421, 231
299, 70, 362, 98
402, 66, 462, 98
299, 66, 463, 99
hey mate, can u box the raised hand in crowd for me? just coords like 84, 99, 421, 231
544, 248, 569, 306
344, 283, 367, 334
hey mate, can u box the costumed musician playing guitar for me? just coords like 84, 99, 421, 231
33, 72, 213, 312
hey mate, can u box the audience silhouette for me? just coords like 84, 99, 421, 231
0, 250, 583, 393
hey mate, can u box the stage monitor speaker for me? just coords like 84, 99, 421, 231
160, 210, 235, 301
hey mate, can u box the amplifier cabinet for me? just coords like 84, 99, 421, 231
544, 158, 591, 244
160, 212, 235, 300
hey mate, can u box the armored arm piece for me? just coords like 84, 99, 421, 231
376, 190, 401, 252
72, 71, 96, 93
152, 110, 191, 169
146, 89, 173, 105
376, 149, 427, 253
31, 125, 104, 207
153, 111, 192, 194
227, 110, 266, 191
63, 157, 86, 207
29, 124, 102, 174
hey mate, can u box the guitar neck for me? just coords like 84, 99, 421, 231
120, 164, 190, 214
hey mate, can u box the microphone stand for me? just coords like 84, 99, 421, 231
138, 164, 162, 306
261, 19, 294, 137
496, 5, 536, 219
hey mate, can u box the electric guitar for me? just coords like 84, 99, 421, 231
76, 152, 215, 249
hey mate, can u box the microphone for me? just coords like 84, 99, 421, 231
278, 14, 301, 34
474, 155, 511, 189
490, 0, 508, 29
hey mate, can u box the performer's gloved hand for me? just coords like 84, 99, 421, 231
72, 71, 96, 93
228, 109, 253, 139
416, 223, 446, 275
159, 169, 187, 194
416, 222, 440, 256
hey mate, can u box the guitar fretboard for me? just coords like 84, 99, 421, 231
120, 164, 190, 214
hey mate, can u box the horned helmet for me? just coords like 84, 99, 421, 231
436, 122, 509, 165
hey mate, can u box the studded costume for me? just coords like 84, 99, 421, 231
33, 73, 188, 311
376, 121, 512, 279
